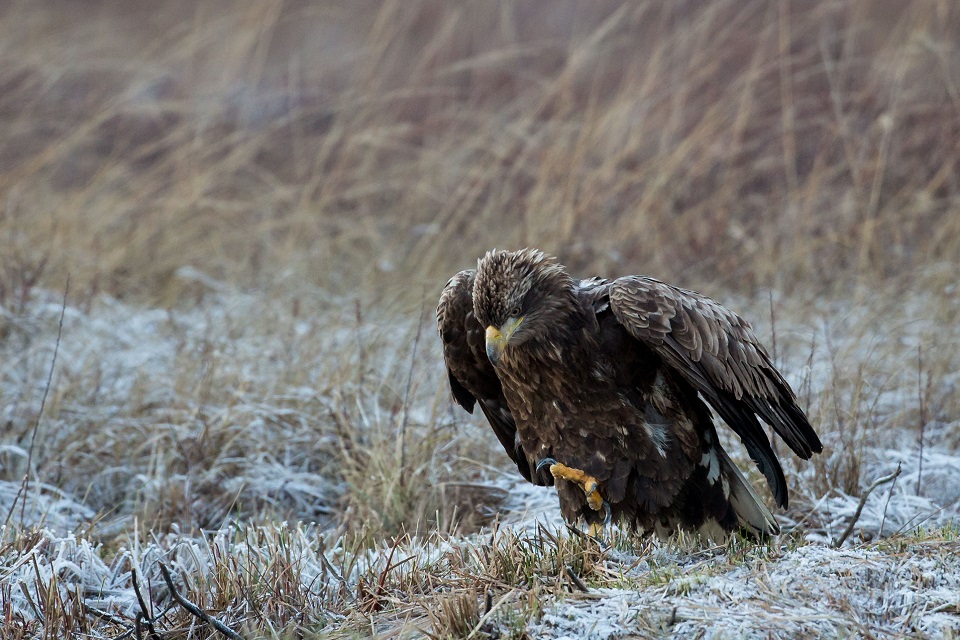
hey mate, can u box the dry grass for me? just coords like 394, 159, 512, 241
1, 0, 958, 300
1, 0, 960, 638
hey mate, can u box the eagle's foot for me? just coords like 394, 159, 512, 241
536, 459, 604, 512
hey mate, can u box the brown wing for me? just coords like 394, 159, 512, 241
608, 276, 822, 508
437, 270, 533, 482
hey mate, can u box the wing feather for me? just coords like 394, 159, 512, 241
609, 276, 822, 507
437, 270, 533, 482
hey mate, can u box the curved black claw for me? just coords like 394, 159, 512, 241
601, 500, 612, 527
535, 457, 557, 474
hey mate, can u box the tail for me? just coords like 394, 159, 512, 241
717, 446, 780, 537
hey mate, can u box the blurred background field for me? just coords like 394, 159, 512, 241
2, 0, 959, 301
1, 1, 960, 638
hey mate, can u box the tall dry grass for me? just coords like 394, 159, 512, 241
0, 0, 957, 304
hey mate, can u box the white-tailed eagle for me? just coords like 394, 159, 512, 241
437, 248, 822, 539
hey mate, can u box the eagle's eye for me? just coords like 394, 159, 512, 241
509, 305, 522, 318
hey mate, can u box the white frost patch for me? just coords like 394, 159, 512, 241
527, 543, 960, 639
495, 474, 565, 531
888, 445, 960, 507
531, 591, 639, 640
0, 480, 95, 532
802, 445, 960, 546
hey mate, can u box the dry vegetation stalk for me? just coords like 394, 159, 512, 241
3, 278, 67, 530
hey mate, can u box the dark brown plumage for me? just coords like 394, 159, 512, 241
437, 248, 823, 539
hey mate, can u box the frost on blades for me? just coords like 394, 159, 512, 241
0, 284, 958, 638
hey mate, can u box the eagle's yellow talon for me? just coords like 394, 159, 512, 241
549, 462, 605, 512
585, 487, 603, 512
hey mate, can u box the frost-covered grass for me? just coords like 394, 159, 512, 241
0, 279, 503, 540
2, 1, 960, 637
1, 283, 959, 638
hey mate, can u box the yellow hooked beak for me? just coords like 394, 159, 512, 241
485, 316, 522, 365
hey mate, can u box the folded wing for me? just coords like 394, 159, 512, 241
608, 276, 822, 507
437, 270, 533, 482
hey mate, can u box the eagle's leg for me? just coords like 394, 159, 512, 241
535, 458, 605, 512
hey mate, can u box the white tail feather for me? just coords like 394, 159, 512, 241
717, 446, 780, 536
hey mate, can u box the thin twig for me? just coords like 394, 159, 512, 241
86, 605, 134, 629
668, 606, 679, 626
113, 629, 136, 640
565, 566, 589, 593
18, 581, 43, 622
879, 463, 901, 538
159, 561, 244, 640
3, 276, 68, 529
135, 612, 149, 640
131, 568, 160, 640
833, 464, 902, 548
398, 304, 426, 474
917, 345, 926, 496
466, 588, 519, 640
319, 548, 354, 599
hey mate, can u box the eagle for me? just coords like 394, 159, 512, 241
437, 248, 822, 539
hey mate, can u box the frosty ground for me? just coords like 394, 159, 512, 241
1, 272, 958, 638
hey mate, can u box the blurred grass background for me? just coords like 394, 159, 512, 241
2, 0, 958, 307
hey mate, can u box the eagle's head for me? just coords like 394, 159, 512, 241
472, 248, 576, 366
